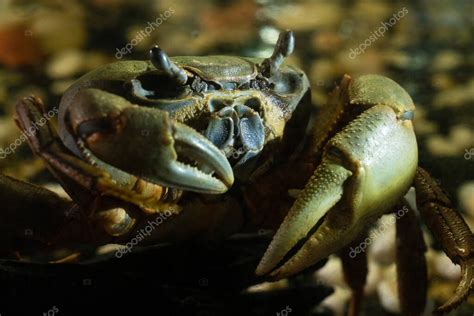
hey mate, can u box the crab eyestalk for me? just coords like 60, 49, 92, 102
150, 46, 188, 85
257, 76, 418, 278
261, 30, 295, 77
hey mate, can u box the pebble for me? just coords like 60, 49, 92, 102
426, 125, 474, 157
428, 250, 461, 281
369, 217, 396, 265
314, 255, 345, 288
0, 22, 44, 67
197, 0, 257, 48
309, 59, 343, 89
96, 243, 126, 255
42, 183, 71, 200
458, 181, 474, 219
50, 79, 76, 95
245, 279, 288, 293
431, 73, 455, 91
433, 79, 474, 108
321, 287, 352, 316
270, 3, 342, 31
376, 264, 400, 313
0, 118, 20, 150
32, 9, 87, 54
365, 259, 384, 295
351, 2, 392, 24
311, 31, 343, 54
412, 106, 439, 135
46, 50, 84, 79
432, 50, 462, 71
47, 50, 109, 79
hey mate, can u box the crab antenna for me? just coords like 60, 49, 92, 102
150, 46, 188, 85
261, 29, 295, 77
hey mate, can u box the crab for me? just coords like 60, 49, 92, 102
1, 30, 472, 315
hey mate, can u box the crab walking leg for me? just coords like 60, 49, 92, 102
15, 97, 100, 205
395, 201, 428, 316
414, 167, 474, 313
338, 234, 369, 316
0, 174, 90, 252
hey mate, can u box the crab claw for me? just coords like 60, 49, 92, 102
257, 98, 418, 278
66, 88, 234, 194
255, 159, 352, 277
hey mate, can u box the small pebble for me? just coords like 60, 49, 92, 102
377, 264, 400, 313
245, 279, 288, 293
320, 286, 351, 316
314, 255, 345, 288
433, 79, 474, 108
430, 250, 461, 281
458, 181, 474, 218
432, 50, 462, 71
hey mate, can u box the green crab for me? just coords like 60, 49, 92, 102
1, 30, 472, 315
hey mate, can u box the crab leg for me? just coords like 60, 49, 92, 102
338, 234, 369, 316
414, 167, 474, 313
0, 173, 92, 253
395, 201, 428, 315
15, 97, 96, 205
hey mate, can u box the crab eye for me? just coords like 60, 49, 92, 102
400, 110, 414, 121
326, 146, 351, 168
327, 146, 344, 160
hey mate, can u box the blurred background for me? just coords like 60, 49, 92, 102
0, 0, 472, 315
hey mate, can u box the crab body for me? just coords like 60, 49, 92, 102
3, 30, 472, 315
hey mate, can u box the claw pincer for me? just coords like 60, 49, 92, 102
257, 75, 418, 277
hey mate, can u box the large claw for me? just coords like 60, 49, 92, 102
257, 98, 418, 279
67, 88, 234, 194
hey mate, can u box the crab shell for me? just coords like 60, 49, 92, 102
58, 56, 310, 153
53, 31, 309, 213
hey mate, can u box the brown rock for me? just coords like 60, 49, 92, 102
0, 22, 44, 67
